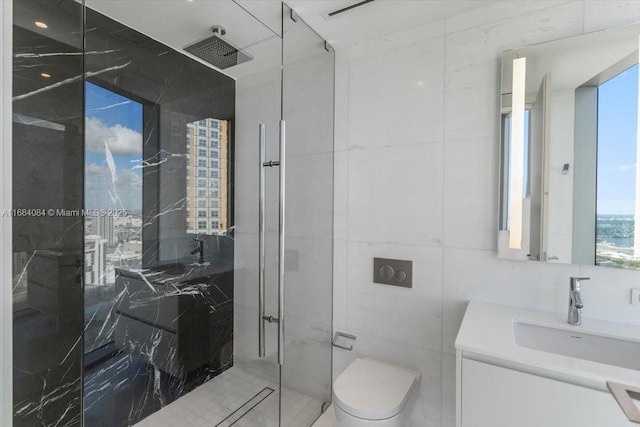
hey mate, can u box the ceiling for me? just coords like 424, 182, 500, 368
85, 0, 495, 77
284, 0, 495, 47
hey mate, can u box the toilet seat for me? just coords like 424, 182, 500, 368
333, 358, 420, 421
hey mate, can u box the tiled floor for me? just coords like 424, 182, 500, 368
310, 404, 336, 427
134, 366, 325, 427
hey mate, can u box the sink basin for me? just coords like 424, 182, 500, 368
514, 321, 640, 371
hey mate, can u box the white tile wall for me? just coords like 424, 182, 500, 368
347, 144, 444, 246
332, 2, 640, 426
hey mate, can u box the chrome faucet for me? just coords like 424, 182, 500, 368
568, 277, 589, 325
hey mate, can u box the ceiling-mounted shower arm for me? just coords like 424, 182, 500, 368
211, 25, 226, 36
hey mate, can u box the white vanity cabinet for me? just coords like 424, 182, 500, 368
459, 358, 634, 427
455, 302, 640, 427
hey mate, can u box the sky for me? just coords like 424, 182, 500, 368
597, 63, 638, 215
85, 82, 143, 211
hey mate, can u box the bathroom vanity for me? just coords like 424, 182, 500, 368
114, 261, 233, 377
455, 302, 640, 427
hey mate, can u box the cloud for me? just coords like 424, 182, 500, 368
85, 116, 142, 156
85, 163, 142, 211
617, 164, 636, 171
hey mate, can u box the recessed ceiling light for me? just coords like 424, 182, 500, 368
40, 72, 51, 78
417, 81, 424, 86
35, 21, 48, 29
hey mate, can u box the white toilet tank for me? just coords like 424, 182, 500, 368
333, 358, 420, 427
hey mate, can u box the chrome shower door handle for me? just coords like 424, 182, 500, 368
257, 121, 285, 366
277, 120, 286, 366
258, 123, 266, 358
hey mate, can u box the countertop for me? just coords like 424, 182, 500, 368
116, 261, 232, 286
455, 301, 640, 391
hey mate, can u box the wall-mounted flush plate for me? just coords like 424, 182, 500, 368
373, 257, 412, 288
631, 289, 640, 306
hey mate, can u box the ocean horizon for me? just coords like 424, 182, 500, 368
597, 213, 634, 249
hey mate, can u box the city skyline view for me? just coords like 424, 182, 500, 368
84, 82, 144, 353
85, 81, 143, 212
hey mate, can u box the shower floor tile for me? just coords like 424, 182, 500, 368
311, 404, 336, 427
134, 366, 323, 427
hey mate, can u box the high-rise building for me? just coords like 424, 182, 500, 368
84, 235, 107, 287
91, 215, 116, 246
186, 118, 228, 234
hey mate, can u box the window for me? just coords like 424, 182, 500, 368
84, 81, 143, 355
595, 63, 639, 268
187, 117, 230, 236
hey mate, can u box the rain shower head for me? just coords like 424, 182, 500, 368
184, 27, 252, 70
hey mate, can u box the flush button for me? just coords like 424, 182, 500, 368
373, 257, 412, 288
395, 270, 407, 282
379, 264, 394, 280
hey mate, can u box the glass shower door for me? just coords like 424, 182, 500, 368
235, 4, 335, 425
280, 4, 335, 425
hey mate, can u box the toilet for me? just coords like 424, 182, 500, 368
333, 357, 420, 426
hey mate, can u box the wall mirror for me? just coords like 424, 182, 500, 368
499, 23, 640, 269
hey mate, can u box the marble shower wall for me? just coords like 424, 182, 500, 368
331, 2, 640, 427
11, 1, 236, 426
12, 1, 84, 425
83, 6, 236, 427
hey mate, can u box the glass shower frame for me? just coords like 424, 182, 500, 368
5, 0, 334, 425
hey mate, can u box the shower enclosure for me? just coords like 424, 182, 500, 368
7, 0, 334, 425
